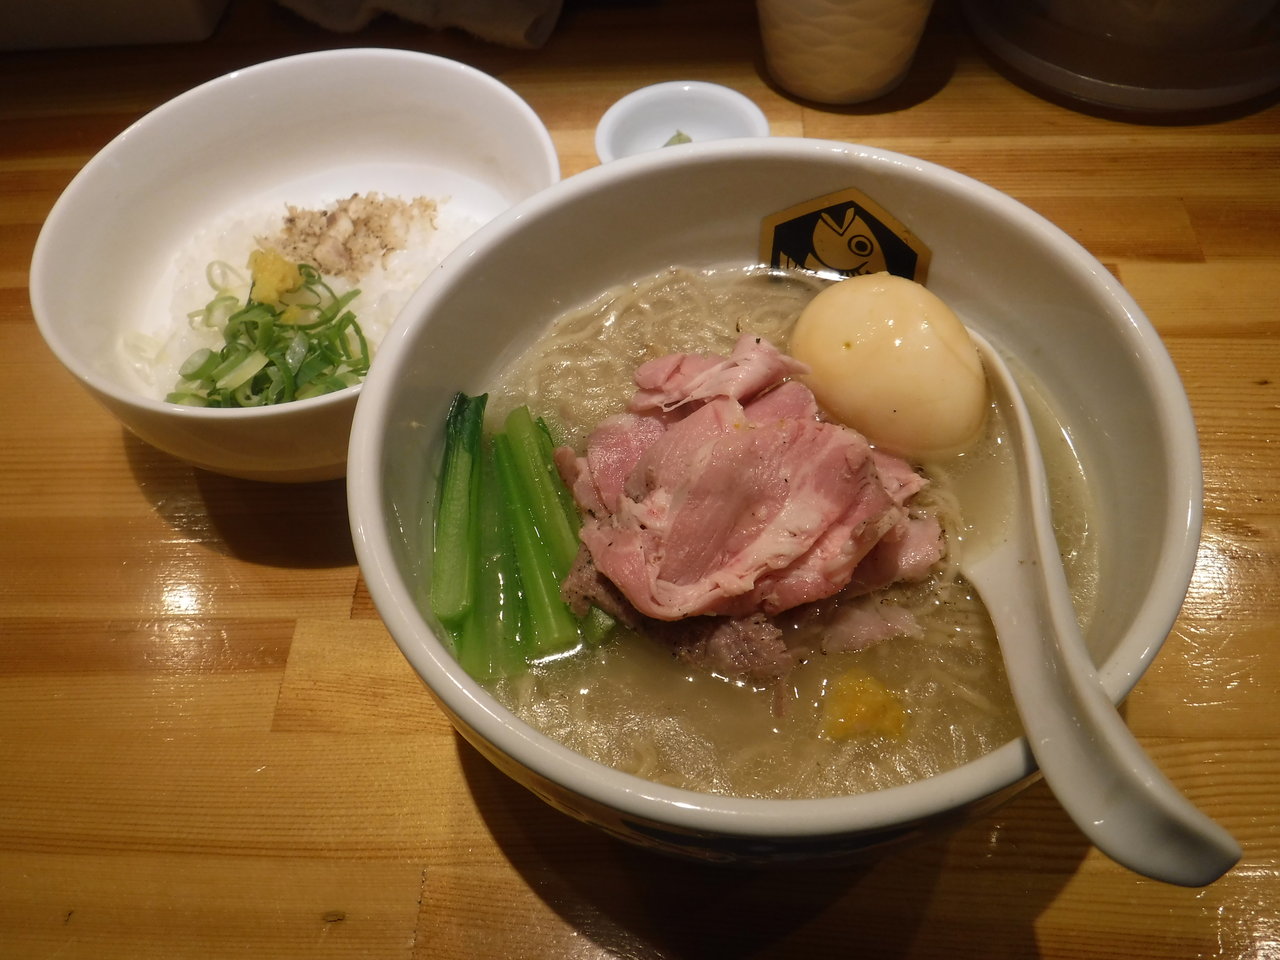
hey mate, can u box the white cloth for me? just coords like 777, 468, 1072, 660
276, 0, 563, 47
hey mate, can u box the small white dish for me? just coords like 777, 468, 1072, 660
595, 81, 770, 164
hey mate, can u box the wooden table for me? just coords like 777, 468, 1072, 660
2, 1, 1277, 956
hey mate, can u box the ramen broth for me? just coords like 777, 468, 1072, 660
480, 266, 1096, 800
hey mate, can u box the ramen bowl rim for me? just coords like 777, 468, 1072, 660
348, 136, 1201, 844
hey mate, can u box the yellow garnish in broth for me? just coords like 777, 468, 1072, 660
821, 668, 907, 740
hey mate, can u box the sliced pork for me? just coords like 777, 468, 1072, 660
846, 514, 945, 596
654, 614, 794, 686
629, 334, 810, 413
557, 333, 942, 684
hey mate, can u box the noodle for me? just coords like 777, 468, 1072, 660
483, 265, 1094, 800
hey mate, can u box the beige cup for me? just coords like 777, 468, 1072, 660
757, 0, 935, 104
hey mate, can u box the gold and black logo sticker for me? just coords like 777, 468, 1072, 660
761, 187, 931, 282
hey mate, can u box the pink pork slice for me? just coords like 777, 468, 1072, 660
566, 334, 908, 622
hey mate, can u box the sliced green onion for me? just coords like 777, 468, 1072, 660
165, 389, 209, 406
205, 259, 246, 294
215, 349, 269, 391
178, 348, 218, 381
206, 343, 241, 377
170, 257, 370, 408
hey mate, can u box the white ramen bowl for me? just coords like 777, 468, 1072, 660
348, 138, 1201, 860
30, 48, 559, 483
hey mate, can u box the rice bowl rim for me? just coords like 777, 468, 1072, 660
348, 136, 1202, 839
30, 47, 560, 425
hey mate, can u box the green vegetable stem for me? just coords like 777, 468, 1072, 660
503, 406, 579, 579
493, 432, 583, 660
430, 392, 488, 628
430, 393, 616, 680
455, 436, 527, 680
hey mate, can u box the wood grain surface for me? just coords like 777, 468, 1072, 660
1, 1, 1277, 957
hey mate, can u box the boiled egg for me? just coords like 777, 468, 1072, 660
790, 273, 988, 460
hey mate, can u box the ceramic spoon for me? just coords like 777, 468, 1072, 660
958, 330, 1241, 887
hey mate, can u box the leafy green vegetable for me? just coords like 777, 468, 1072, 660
454, 437, 527, 680
503, 406, 579, 579
431, 394, 617, 680
430, 392, 488, 628
492, 432, 583, 660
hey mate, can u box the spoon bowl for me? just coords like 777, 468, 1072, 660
959, 329, 1241, 887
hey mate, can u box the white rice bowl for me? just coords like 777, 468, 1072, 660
31, 48, 559, 482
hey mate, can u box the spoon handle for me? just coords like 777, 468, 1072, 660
966, 333, 1241, 887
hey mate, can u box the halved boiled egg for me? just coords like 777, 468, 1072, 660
791, 273, 988, 460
